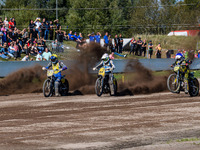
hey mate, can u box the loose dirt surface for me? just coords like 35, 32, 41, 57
1, 92, 200, 150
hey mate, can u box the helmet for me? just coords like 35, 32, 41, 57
50, 54, 58, 64
101, 53, 109, 63
175, 53, 183, 60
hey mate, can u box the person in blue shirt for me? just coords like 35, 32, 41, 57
95, 32, 101, 44
67, 31, 74, 41
73, 32, 78, 41
88, 32, 95, 42
78, 33, 83, 41
103, 32, 109, 50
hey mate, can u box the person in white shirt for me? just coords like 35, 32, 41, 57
36, 51, 43, 61
42, 47, 51, 61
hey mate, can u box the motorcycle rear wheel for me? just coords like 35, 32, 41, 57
167, 73, 180, 93
95, 78, 103, 97
43, 79, 53, 97
60, 79, 69, 96
189, 78, 199, 97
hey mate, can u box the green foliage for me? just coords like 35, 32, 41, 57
0, 0, 199, 36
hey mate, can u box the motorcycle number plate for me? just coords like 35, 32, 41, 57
47, 70, 54, 77
174, 66, 180, 72
98, 68, 105, 77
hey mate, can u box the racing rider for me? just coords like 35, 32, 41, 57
42, 54, 67, 96
171, 53, 192, 94
93, 53, 115, 94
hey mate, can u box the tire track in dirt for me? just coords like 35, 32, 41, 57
0, 93, 200, 150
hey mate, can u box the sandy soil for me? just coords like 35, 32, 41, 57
0, 92, 200, 150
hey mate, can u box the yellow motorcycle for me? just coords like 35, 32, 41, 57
95, 67, 117, 97
167, 64, 199, 97
43, 69, 69, 97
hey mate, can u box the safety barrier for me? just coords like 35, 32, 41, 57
0, 58, 200, 77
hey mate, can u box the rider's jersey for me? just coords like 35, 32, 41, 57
46, 61, 67, 75
95, 59, 115, 73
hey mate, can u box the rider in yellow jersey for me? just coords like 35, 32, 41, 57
171, 53, 192, 93
42, 54, 67, 96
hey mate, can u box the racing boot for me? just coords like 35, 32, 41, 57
109, 75, 115, 95
55, 81, 60, 97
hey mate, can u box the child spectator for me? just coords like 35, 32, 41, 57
36, 51, 43, 61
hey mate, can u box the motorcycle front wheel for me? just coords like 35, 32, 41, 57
167, 73, 180, 93
189, 78, 199, 97
43, 79, 53, 97
95, 78, 103, 97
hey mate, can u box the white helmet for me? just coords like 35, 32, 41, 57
175, 53, 183, 60
101, 53, 109, 63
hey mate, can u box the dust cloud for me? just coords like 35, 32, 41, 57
0, 43, 168, 96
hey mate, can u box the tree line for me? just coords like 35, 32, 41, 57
0, 0, 199, 37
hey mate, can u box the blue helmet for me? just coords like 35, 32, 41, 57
175, 53, 183, 60
50, 54, 58, 64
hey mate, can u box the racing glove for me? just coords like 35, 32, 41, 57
42, 67, 47, 70
93, 67, 97, 71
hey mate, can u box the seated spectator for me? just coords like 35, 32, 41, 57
13, 41, 19, 59
0, 49, 8, 59
36, 51, 43, 61
3, 17, 9, 29
2, 43, 14, 58
22, 44, 29, 55
78, 33, 83, 41
21, 54, 29, 61
42, 47, 51, 61
67, 31, 74, 41
8, 42, 15, 54
73, 32, 78, 41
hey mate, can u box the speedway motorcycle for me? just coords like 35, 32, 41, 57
43, 69, 69, 97
95, 67, 117, 97
167, 64, 199, 97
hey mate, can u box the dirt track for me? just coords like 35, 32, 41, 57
1, 92, 200, 150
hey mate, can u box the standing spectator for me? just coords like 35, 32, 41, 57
142, 39, 147, 57
103, 32, 109, 51
8, 18, 14, 30
88, 32, 95, 43
155, 43, 162, 58
1, 25, 7, 45
129, 37, 136, 55
118, 34, 123, 53
56, 29, 64, 44
3, 17, 9, 29
114, 34, 119, 53
137, 37, 143, 56
108, 34, 113, 52
95, 32, 101, 44
31, 28, 39, 42
12, 17, 16, 27
22, 28, 28, 46
36, 51, 43, 61
42, 18, 46, 24
148, 40, 153, 59
40, 22, 46, 39
44, 22, 50, 40
49, 21, 54, 40
42, 47, 51, 61
28, 20, 36, 36
34, 18, 41, 38
7, 28, 13, 43
165, 50, 171, 58
0, 17, 3, 28
54, 19, 61, 39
